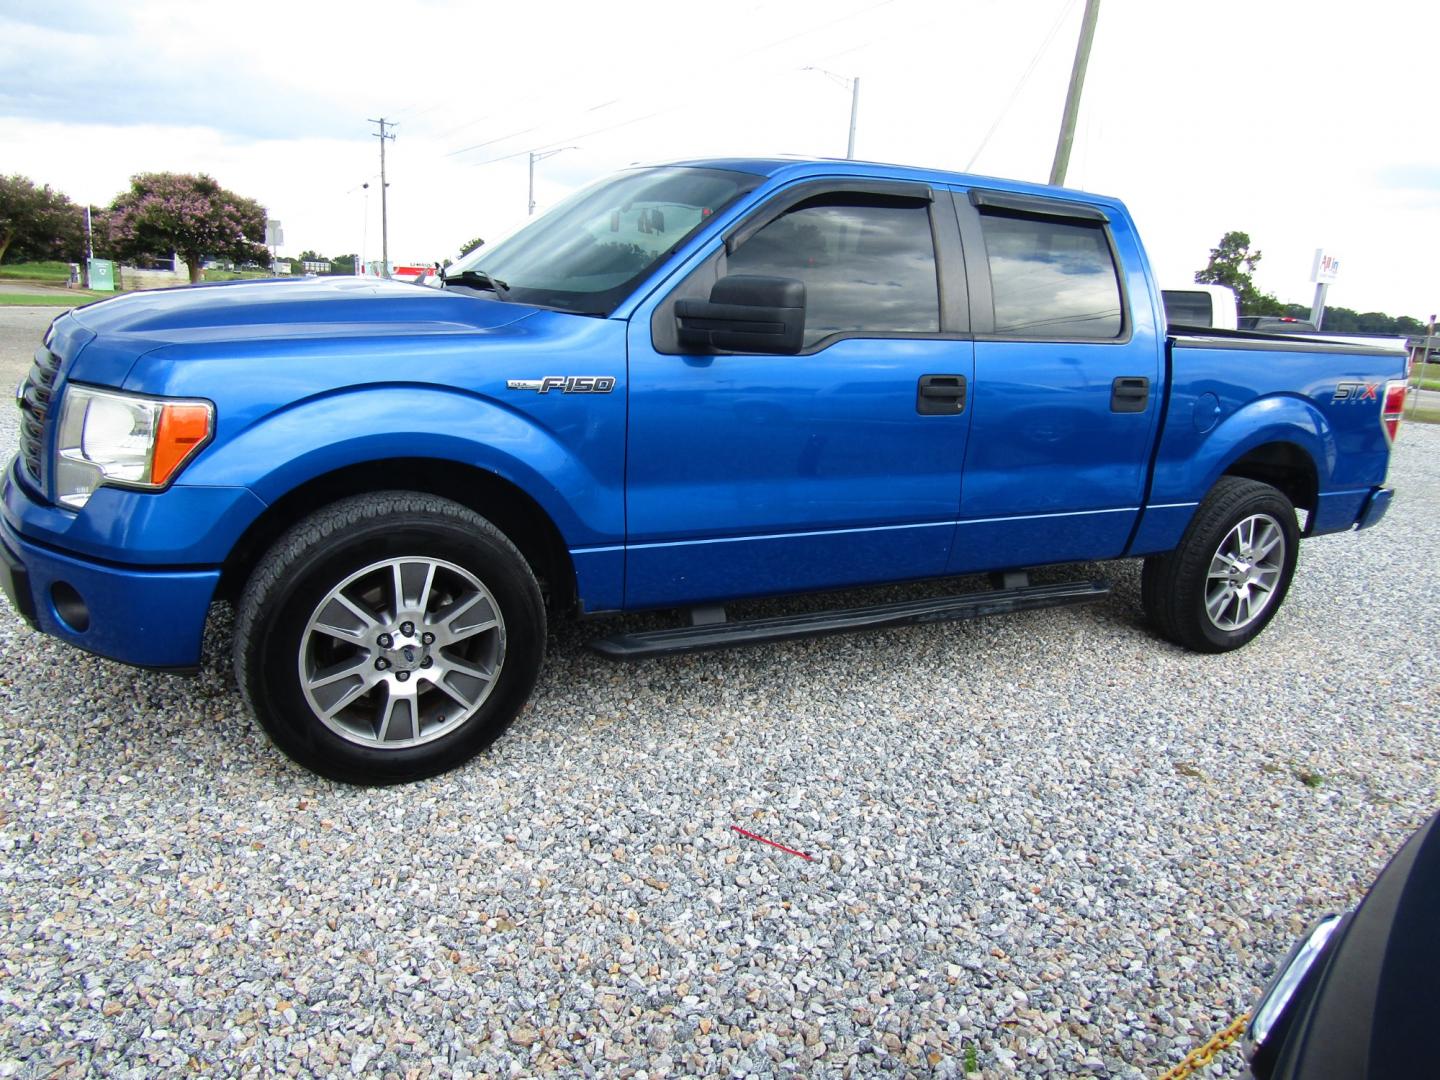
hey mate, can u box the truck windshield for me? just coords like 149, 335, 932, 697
446, 166, 757, 315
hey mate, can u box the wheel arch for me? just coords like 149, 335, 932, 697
1220, 440, 1319, 527
218, 458, 577, 613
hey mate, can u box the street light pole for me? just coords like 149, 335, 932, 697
847, 76, 861, 159
805, 68, 862, 159
1049, 0, 1102, 187
528, 147, 577, 216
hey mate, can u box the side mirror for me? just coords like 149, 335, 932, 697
675, 275, 806, 354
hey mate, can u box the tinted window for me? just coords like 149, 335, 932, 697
1163, 290, 1214, 327
980, 213, 1123, 338
727, 196, 939, 346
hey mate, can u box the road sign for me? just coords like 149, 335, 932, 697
1310, 249, 1340, 284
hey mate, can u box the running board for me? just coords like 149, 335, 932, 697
587, 579, 1111, 660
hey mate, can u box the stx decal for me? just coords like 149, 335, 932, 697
1333, 381, 1379, 403
506, 376, 617, 394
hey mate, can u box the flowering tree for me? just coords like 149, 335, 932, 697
108, 173, 269, 283
0, 175, 85, 265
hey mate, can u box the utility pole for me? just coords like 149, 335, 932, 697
847, 76, 861, 159
1048, 0, 1102, 187
528, 147, 577, 216
1410, 314, 1436, 419
368, 118, 396, 277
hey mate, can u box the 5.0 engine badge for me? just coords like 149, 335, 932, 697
507, 376, 616, 394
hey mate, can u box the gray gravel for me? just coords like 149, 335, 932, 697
0, 304, 1436, 1078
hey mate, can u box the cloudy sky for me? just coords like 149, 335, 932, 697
3, 0, 1436, 316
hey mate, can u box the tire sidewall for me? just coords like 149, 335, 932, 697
246, 512, 544, 784
1188, 491, 1299, 651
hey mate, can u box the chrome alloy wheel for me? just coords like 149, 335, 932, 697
298, 557, 506, 749
1205, 513, 1287, 632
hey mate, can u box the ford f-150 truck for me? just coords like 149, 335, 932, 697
1, 158, 1406, 785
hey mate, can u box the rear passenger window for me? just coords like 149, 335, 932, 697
979, 212, 1123, 339
728, 195, 939, 347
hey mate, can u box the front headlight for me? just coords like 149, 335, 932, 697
55, 386, 214, 510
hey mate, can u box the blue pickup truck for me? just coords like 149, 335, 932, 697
3, 158, 1406, 784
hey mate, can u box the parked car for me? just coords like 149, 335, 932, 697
1243, 809, 1440, 1078
1162, 284, 1238, 329
2, 158, 1408, 783
1238, 315, 1319, 332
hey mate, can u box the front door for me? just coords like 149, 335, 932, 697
624, 183, 974, 609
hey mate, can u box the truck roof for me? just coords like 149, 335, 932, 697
652, 157, 1131, 216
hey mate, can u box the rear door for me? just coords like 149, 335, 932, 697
624, 179, 974, 608
947, 188, 1164, 572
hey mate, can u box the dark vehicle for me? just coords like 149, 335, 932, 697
1243, 809, 1440, 1078
1238, 316, 1319, 333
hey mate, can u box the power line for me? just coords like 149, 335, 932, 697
448, 123, 545, 159
966, 0, 1076, 171
443, 0, 903, 163
463, 107, 670, 169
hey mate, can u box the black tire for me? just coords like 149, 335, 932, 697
1141, 477, 1299, 653
234, 492, 546, 785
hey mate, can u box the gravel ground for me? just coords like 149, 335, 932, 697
0, 305, 1436, 1078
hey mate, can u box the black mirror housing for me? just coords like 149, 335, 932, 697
675, 275, 806, 354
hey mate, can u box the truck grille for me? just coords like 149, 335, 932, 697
18, 344, 63, 486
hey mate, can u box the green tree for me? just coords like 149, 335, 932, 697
0, 175, 86, 265
107, 173, 269, 284
1196, 230, 1284, 315
459, 236, 485, 257
329, 253, 357, 275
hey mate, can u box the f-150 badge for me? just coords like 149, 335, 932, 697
506, 376, 616, 394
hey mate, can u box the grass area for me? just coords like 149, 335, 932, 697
1404, 405, 1440, 425
1411, 363, 1440, 392
0, 291, 111, 307
0, 260, 73, 282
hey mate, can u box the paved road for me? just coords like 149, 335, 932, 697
0, 307, 60, 391
0, 281, 79, 297
1410, 386, 1440, 413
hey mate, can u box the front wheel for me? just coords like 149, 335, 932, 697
1142, 477, 1299, 653
234, 492, 546, 785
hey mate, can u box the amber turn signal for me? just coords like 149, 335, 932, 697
153, 403, 215, 485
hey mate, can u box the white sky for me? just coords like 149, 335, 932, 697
3, 0, 1437, 316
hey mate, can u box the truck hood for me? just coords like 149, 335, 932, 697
65, 276, 537, 345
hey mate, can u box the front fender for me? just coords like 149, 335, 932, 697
180, 383, 624, 548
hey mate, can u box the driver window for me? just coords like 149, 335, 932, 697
727, 195, 940, 347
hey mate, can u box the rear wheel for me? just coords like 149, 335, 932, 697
1142, 477, 1299, 653
235, 492, 545, 785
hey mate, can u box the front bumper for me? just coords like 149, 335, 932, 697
0, 514, 219, 671
0, 513, 219, 670
0, 476, 224, 672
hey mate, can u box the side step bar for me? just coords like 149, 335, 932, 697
588, 578, 1111, 660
